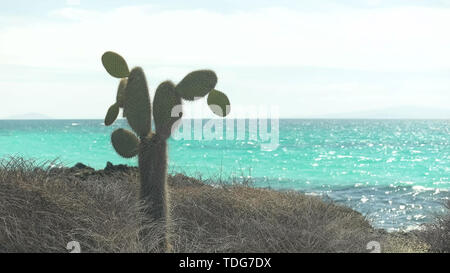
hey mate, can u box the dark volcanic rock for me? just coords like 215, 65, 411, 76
54, 162, 203, 188
72, 162, 94, 171
104, 161, 132, 173
46, 162, 205, 187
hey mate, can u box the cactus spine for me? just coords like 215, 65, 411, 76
100, 51, 231, 252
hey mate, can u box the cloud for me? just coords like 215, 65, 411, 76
0, 5, 450, 71
66, 0, 81, 6
0, 4, 449, 118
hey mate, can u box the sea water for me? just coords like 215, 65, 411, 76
0, 119, 448, 231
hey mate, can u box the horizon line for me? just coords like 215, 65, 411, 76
1, 118, 450, 121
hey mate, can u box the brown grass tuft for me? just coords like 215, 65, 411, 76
417, 200, 450, 253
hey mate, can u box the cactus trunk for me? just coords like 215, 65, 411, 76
138, 133, 171, 251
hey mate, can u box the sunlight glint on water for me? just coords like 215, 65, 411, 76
0, 119, 448, 231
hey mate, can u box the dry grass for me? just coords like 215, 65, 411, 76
417, 200, 450, 253
381, 232, 431, 253
0, 157, 444, 253
170, 180, 376, 253
0, 158, 162, 253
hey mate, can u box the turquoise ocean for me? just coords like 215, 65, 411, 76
0, 119, 448, 231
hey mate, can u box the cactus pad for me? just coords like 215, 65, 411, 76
207, 89, 231, 117
124, 67, 152, 137
105, 103, 120, 126
175, 70, 217, 100
111, 128, 140, 158
116, 78, 128, 108
153, 81, 183, 138
101, 51, 130, 78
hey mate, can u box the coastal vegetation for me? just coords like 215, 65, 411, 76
100, 51, 231, 251
0, 158, 446, 253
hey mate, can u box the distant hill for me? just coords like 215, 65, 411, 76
312, 106, 450, 119
2, 113, 53, 120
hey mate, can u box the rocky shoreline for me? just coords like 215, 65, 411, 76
49, 161, 205, 188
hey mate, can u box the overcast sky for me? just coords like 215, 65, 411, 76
1, 0, 450, 118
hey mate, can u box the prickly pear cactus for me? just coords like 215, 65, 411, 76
100, 51, 231, 252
